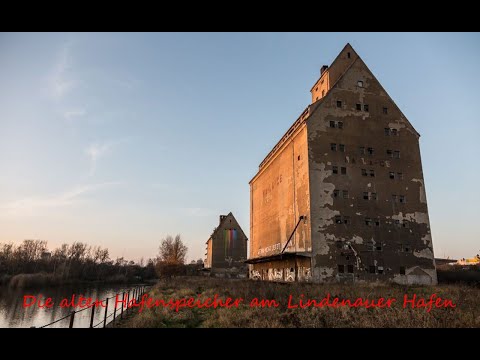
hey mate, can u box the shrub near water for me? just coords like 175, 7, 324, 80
120, 277, 480, 328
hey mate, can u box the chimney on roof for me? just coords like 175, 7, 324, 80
219, 215, 227, 224
320, 65, 328, 76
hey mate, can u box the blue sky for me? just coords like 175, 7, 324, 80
0, 32, 478, 262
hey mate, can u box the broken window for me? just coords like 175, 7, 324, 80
338, 264, 345, 273
369, 265, 376, 274
343, 190, 349, 199
356, 103, 361, 111
385, 128, 390, 136
363, 192, 369, 200
371, 192, 377, 200
375, 218, 380, 226
347, 265, 354, 273
359, 146, 365, 155
391, 129, 398, 136
347, 52, 351, 59
341, 166, 347, 175
331, 143, 337, 151
401, 245, 410, 253
365, 217, 372, 226
389, 172, 395, 179
399, 195, 406, 203
330, 120, 335, 128
367, 147, 374, 156
333, 190, 339, 198
364, 104, 369, 112
357, 80, 363, 87
402, 221, 409, 228
394, 220, 401, 228
369, 169, 375, 177
383, 107, 388, 114
361, 168, 367, 176
343, 216, 350, 224
338, 121, 343, 129
337, 100, 342, 108
339, 144, 345, 152
387, 149, 393, 158
394, 150, 400, 159
378, 266, 384, 274
399, 266, 406, 275
398, 172, 403, 180
332, 165, 338, 174
335, 215, 342, 224
376, 245, 382, 251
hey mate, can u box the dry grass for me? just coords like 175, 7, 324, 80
120, 277, 480, 328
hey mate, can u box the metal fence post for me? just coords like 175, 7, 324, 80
103, 298, 109, 328
120, 292, 125, 319
89, 305, 96, 328
113, 296, 117, 324
68, 311, 75, 328
126, 291, 130, 313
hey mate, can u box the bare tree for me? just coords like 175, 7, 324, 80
158, 234, 188, 265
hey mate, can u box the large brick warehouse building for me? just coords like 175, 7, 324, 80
247, 44, 437, 285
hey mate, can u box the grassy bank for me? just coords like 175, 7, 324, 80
119, 277, 480, 328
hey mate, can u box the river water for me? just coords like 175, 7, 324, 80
0, 284, 145, 328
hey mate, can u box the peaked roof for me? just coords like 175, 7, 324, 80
208, 212, 248, 241
250, 43, 420, 183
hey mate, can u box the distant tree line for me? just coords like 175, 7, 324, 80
0, 239, 157, 286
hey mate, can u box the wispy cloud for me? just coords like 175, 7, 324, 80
85, 141, 116, 176
64, 108, 86, 122
49, 42, 76, 99
1, 182, 121, 216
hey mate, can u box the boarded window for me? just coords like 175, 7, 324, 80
385, 128, 390, 136
394, 150, 400, 159
392, 194, 398, 202
400, 266, 406, 275
341, 166, 347, 175
343, 190, 349, 199
398, 172, 403, 180
361, 168, 367, 176
359, 147, 365, 155
369, 265, 376, 274
338, 121, 343, 129
347, 265, 354, 273
391, 129, 398, 136
339, 144, 345, 152
371, 192, 377, 200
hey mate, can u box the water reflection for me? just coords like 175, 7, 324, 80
0, 285, 144, 328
